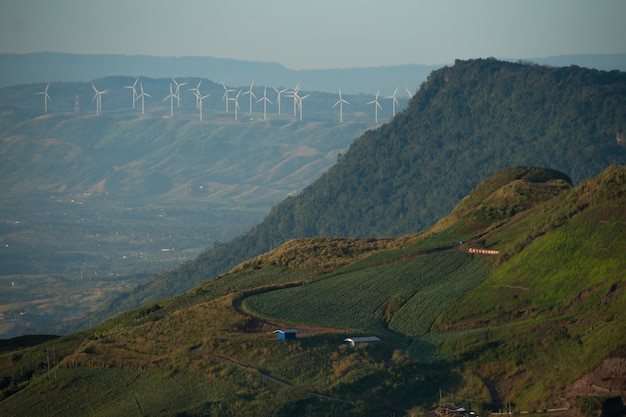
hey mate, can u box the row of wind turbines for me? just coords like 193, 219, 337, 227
36, 78, 414, 124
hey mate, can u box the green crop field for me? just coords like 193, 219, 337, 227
244, 251, 488, 354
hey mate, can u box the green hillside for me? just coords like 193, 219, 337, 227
93, 59, 626, 328
1, 166, 624, 416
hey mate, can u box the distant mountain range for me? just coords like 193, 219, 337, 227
1, 52, 626, 94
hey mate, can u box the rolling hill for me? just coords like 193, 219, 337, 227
86, 58, 626, 329
0, 165, 624, 417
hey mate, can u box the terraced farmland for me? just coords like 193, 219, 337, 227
244, 251, 488, 349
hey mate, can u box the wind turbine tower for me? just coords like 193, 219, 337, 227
332, 88, 350, 123
188, 80, 203, 109
242, 81, 257, 114
171, 77, 187, 107
298, 94, 310, 121
222, 82, 235, 112
163, 83, 176, 117
229, 90, 241, 120
137, 82, 151, 115
256, 85, 273, 120
198, 92, 210, 121
272, 86, 287, 115
124, 78, 139, 109
36, 83, 51, 113
367, 89, 382, 124
287, 82, 301, 119
385, 87, 399, 118
91, 83, 108, 115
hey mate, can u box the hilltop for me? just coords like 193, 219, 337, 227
0, 165, 624, 416
87, 58, 626, 328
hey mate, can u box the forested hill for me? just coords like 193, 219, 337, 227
86, 58, 626, 325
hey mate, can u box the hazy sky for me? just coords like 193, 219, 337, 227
1, 0, 624, 69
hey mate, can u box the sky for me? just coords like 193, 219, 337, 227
1, 0, 625, 70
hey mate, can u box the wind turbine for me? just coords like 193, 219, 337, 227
222, 82, 235, 112
367, 89, 382, 124
406, 88, 414, 98
256, 85, 273, 120
91, 83, 108, 115
124, 78, 139, 109
36, 83, 51, 113
286, 82, 301, 119
188, 80, 202, 109
163, 83, 176, 117
384, 87, 399, 117
228, 90, 241, 120
137, 82, 151, 115
198, 92, 210, 121
189, 84, 209, 121
332, 88, 350, 123
272, 86, 287, 115
242, 81, 257, 114
298, 94, 310, 121
171, 77, 187, 107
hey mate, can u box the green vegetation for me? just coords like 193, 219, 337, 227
1, 165, 624, 416
244, 251, 488, 354
101, 59, 626, 332
2, 56, 626, 416
4, 59, 625, 335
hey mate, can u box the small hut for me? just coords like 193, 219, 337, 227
344, 336, 380, 347
273, 329, 299, 341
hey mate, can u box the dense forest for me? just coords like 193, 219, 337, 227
82, 58, 626, 327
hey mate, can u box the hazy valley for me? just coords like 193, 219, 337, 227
0, 77, 389, 336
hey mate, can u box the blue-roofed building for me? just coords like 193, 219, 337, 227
273, 329, 299, 340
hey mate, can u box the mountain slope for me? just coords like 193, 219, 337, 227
1, 166, 624, 416
434, 164, 626, 410
90, 59, 626, 325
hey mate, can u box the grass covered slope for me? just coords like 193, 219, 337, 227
435, 165, 626, 410
1, 166, 625, 416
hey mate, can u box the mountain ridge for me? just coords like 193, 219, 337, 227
2, 52, 626, 94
